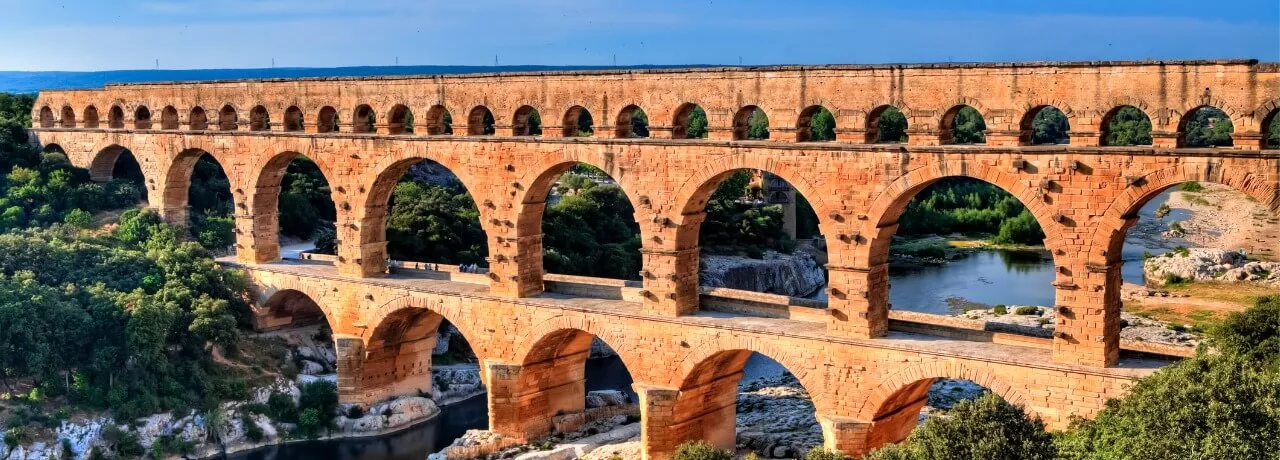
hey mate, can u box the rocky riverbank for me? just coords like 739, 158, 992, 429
1143, 248, 1280, 287
956, 305, 1200, 346
700, 250, 827, 298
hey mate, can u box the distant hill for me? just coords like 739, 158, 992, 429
0, 64, 712, 93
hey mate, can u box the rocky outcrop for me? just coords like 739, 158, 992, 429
700, 251, 826, 298
736, 373, 822, 458
336, 397, 441, 435
958, 305, 1200, 346
1144, 248, 1280, 286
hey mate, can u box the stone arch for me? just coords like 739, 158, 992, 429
387, 104, 413, 134
672, 154, 833, 245
134, 106, 152, 129
189, 106, 208, 131
317, 106, 339, 133
424, 105, 452, 135
615, 104, 649, 138
356, 298, 468, 401
254, 287, 335, 332
108, 105, 124, 129
59, 106, 75, 128
673, 102, 706, 139
1262, 102, 1280, 149
353, 104, 376, 133
83, 105, 99, 128
562, 105, 593, 137
249, 105, 271, 131
516, 155, 643, 237
732, 105, 767, 140
246, 150, 341, 262
37, 106, 54, 128
939, 102, 987, 144
866, 104, 908, 144
1175, 104, 1236, 148
218, 104, 239, 131
855, 361, 1032, 450
363, 295, 478, 350
1099, 104, 1154, 146
283, 106, 304, 132
160, 106, 179, 130
512, 105, 541, 136
797, 104, 836, 142
87, 144, 134, 182
161, 147, 238, 221
1019, 104, 1073, 145
1175, 98, 1245, 132
467, 105, 495, 136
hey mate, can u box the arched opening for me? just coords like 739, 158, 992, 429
134, 106, 152, 129
1177, 106, 1234, 147
1267, 109, 1280, 150
673, 103, 709, 139
166, 151, 235, 251
189, 107, 208, 131
249, 105, 271, 131
252, 290, 341, 403
317, 106, 338, 133
1101, 106, 1152, 146
1113, 180, 1279, 331
1020, 106, 1070, 145
108, 105, 124, 129
425, 105, 452, 135
863, 377, 1019, 451
59, 106, 75, 128
797, 105, 836, 142
511, 329, 636, 441
668, 351, 820, 457
867, 105, 908, 143
615, 105, 649, 138
694, 169, 825, 298
257, 289, 329, 331
283, 106, 304, 132
388, 104, 413, 135
83, 106, 99, 128
86, 145, 147, 208
218, 105, 238, 131
38, 106, 54, 128
367, 158, 488, 271
530, 162, 641, 281
160, 106, 179, 130
360, 306, 484, 411
256, 153, 338, 259
733, 106, 768, 140
353, 104, 375, 133
467, 106, 495, 136
562, 105, 593, 137
940, 105, 986, 144
512, 105, 542, 136
870, 177, 1053, 332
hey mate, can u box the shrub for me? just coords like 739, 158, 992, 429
672, 441, 733, 460
1207, 295, 1280, 363
241, 414, 264, 442
346, 405, 365, 419
266, 392, 298, 423
63, 208, 92, 228
865, 393, 1055, 460
1014, 306, 1040, 316
1179, 181, 1204, 192
805, 448, 853, 460
992, 305, 1008, 315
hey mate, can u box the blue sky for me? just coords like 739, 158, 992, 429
2, 0, 1276, 71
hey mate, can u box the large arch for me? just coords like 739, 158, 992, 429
245, 151, 340, 263
59, 106, 75, 128
161, 147, 237, 226
358, 305, 447, 401
87, 144, 137, 183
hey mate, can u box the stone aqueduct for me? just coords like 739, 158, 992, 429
30, 59, 1280, 458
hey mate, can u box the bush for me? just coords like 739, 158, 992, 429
672, 441, 733, 460
266, 392, 298, 423
346, 405, 365, 419
63, 208, 92, 228
866, 393, 1056, 460
992, 305, 1008, 315
241, 414, 264, 442
1014, 306, 1040, 316
1179, 181, 1204, 192
1207, 295, 1280, 363
805, 448, 853, 460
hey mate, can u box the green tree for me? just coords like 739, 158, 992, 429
687, 106, 708, 138
950, 106, 987, 144
808, 107, 836, 141
865, 393, 1056, 460
875, 107, 908, 143
1267, 112, 1280, 149
1030, 107, 1069, 144
1181, 107, 1234, 147
1104, 106, 1153, 146
746, 108, 769, 140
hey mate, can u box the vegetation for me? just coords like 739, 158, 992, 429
671, 441, 733, 460
1104, 106, 1153, 146
865, 393, 1057, 460
897, 178, 1045, 246
542, 166, 642, 279
385, 176, 488, 266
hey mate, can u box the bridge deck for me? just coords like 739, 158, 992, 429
220, 257, 1173, 380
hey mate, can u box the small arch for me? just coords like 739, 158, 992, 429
38, 106, 54, 128
1020, 105, 1070, 145
562, 105, 593, 137
940, 105, 986, 144
520, 160, 642, 281
353, 104, 375, 133
160, 106, 179, 130
249, 105, 271, 131
218, 105, 238, 131
425, 105, 452, 135
615, 105, 649, 138
59, 106, 76, 128
797, 105, 835, 142
673, 103, 708, 139
732, 105, 768, 140
83, 106, 100, 128
1100, 105, 1152, 146
1265, 108, 1280, 150
134, 106, 152, 129
467, 106, 495, 136
1177, 105, 1234, 148
189, 106, 208, 130
283, 106, 304, 132
512, 105, 542, 136
108, 105, 125, 129
867, 105, 908, 143
317, 106, 339, 133
387, 104, 413, 135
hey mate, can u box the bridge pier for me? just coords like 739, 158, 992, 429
485, 360, 589, 442
334, 334, 369, 405
826, 263, 890, 339
635, 385, 681, 460
640, 248, 700, 316
818, 416, 875, 457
